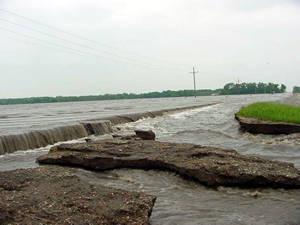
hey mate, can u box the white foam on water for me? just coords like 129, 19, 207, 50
117, 104, 219, 137
170, 105, 218, 119
0, 137, 88, 171
0, 138, 86, 159
118, 117, 170, 136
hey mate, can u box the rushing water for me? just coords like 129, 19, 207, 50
0, 94, 300, 225
0, 97, 219, 136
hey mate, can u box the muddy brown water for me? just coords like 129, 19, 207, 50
0, 94, 299, 225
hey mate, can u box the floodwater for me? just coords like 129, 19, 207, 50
0, 96, 219, 136
0, 94, 299, 225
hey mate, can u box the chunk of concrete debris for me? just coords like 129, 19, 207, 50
38, 136, 300, 188
134, 130, 156, 140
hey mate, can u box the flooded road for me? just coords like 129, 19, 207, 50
0, 93, 299, 225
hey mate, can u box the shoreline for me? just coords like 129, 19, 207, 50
235, 94, 300, 134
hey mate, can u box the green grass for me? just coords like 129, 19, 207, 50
236, 102, 300, 124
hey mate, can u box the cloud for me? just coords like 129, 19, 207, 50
0, 0, 299, 97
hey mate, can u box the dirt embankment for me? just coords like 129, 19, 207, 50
236, 94, 300, 134
0, 166, 156, 225
235, 115, 300, 134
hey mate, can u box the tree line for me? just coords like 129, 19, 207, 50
0, 89, 219, 105
220, 82, 286, 95
293, 86, 300, 93
0, 82, 286, 105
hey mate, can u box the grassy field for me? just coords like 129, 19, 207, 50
236, 102, 300, 124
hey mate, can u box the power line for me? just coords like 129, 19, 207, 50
0, 26, 187, 72
0, 26, 152, 67
2, 33, 87, 58
0, 18, 137, 61
0, 17, 187, 71
0, 18, 182, 70
0, 8, 124, 51
0, 8, 188, 70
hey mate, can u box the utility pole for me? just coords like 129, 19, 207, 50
190, 66, 198, 98
236, 78, 240, 95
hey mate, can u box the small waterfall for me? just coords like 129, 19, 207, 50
81, 120, 113, 135
0, 124, 92, 155
0, 103, 218, 155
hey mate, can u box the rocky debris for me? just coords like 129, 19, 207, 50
135, 130, 156, 140
0, 166, 156, 225
85, 138, 92, 142
38, 137, 300, 188
235, 115, 300, 134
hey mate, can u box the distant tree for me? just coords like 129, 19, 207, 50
280, 84, 286, 93
257, 82, 266, 93
219, 82, 286, 95
246, 83, 257, 94
293, 86, 300, 93
220, 83, 235, 95
240, 83, 248, 94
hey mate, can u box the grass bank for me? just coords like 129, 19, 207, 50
236, 102, 300, 124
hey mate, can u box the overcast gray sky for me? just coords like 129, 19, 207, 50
0, 0, 299, 98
